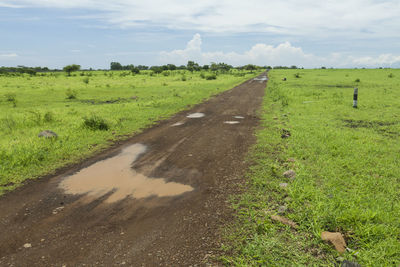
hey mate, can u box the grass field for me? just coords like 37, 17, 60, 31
223, 69, 400, 266
0, 70, 258, 195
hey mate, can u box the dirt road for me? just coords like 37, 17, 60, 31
0, 74, 267, 266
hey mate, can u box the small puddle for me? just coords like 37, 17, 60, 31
186, 113, 205, 118
224, 121, 240, 124
59, 144, 193, 203
253, 76, 268, 83
171, 122, 185, 126
234, 116, 245, 119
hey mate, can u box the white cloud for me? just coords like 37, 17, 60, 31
1, 0, 399, 39
0, 53, 18, 58
160, 34, 400, 67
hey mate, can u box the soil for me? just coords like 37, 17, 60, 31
0, 74, 267, 266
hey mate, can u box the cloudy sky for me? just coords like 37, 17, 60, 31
1, 0, 399, 68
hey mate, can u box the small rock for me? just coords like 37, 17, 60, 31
321, 231, 347, 253
341, 260, 361, 267
278, 206, 287, 214
52, 206, 64, 215
23, 243, 32, 248
283, 170, 296, 179
270, 215, 298, 229
38, 130, 58, 138
279, 183, 288, 188
41, 239, 45, 242
287, 158, 295, 162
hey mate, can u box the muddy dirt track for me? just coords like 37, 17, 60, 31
0, 74, 267, 266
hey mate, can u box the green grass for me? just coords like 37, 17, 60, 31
223, 69, 400, 266
0, 70, 260, 194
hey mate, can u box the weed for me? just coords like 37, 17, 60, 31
4, 92, 17, 107
43, 111, 54, 122
82, 77, 89, 84
83, 115, 110, 131
205, 73, 217, 80
355, 78, 360, 82
388, 73, 394, 78
181, 75, 187, 81
66, 89, 78, 99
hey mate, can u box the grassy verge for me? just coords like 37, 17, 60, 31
0, 70, 261, 194
222, 69, 400, 266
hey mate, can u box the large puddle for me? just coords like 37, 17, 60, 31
59, 144, 193, 203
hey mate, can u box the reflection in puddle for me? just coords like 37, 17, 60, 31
59, 144, 193, 203
224, 121, 240, 124
171, 122, 185, 126
234, 116, 245, 119
186, 113, 205, 118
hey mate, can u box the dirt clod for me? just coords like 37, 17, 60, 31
321, 231, 347, 253
38, 130, 58, 138
283, 169, 296, 179
270, 215, 298, 229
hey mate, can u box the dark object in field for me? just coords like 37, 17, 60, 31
38, 130, 58, 138
281, 128, 291, 138
341, 260, 361, 267
282, 77, 287, 81
321, 231, 346, 253
353, 88, 358, 108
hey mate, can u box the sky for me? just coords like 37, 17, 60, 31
0, 0, 399, 69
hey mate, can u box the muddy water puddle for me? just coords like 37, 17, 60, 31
59, 144, 193, 203
186, 113, 205, 118
171, 122, 185, 126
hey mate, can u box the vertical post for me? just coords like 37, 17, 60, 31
353, 88, 358, 108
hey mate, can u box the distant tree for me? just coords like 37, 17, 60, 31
290, 65, 298, 69
202, 65, 209, 70
131, 67, 140, 74
150, 66, 163, 74
137, 65, 149, 70
63, 64, 81, 76
187, 61, 200, 72
167, 64, 177, 70
110, 62, 123, 70
244, 64, 257, 71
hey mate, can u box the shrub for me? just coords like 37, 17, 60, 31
294, 73, 301, 78
200, 72, 206, 79
162, 71, 170, 76
4, 92, 17, 107
355, 78, 361, 82
181, 75, 187, 81
66, 89, 77, 99
44, 111, 54, 122
83, 115, 109, 131
388, 73, 394, 78
205, 73, 217, 80
82, 77, 89, 84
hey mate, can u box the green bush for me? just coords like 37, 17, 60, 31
82, 77, 89, 84
83, 115, 109, 131
65, 89, 77, 99
205, 73, 217, 80
355, 78, 361, 82
4, 93, 17, 107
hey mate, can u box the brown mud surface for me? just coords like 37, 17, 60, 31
0, 74, 267, 266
